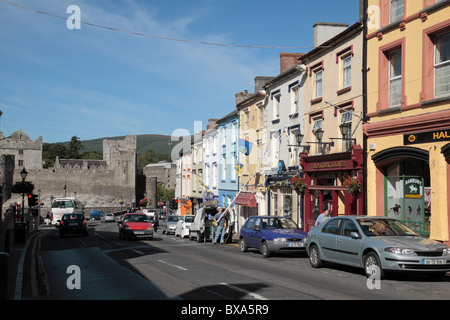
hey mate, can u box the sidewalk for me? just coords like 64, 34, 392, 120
1, 226, 41, 300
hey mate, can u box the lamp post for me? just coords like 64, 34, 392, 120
20, 167, 28, 222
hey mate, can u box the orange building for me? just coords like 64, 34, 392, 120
364, 0, 450, 243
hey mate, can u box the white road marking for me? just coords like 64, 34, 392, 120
158, 259, 188, 271
219, 282, 269, 300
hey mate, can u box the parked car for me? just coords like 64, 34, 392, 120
175, 215, 195, 238
306, 216, 450, 279
101, 213, 115, 223
89, 210, 104, 220
239, 216, 307, 258
59, 213, 88, 238
118, 213, 153, 240
162, 215, 183, 235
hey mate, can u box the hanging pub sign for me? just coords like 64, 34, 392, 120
404, 128, 450, 145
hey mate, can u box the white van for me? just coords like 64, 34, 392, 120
51, 197, 83, 225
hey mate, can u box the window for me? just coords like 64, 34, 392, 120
222, 154, 227, 181
270, 130, 280, 168
434, 32, 450, 97
390, 0, 404, 24
231, 152, 237, 180
389, 49, 402, 107
273, 93, 280, 120
312, 119, 323, 154
322, 218, 342, 234
314, 69, 323, 98
258, 104, 264, 128
342, 55, 352, 88
290, 85, 299, 115
341, 219, 359, 237
340, 111, 353, 151
244, 111, 250, 130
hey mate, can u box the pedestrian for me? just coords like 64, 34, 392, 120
213, 207, 227, 244
314, 209, 332, 226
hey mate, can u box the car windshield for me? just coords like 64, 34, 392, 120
185, 216, 194, 223
168, 216, 182, 222
357, 219, 418, 237
261, 217, 298, 230
52, 201, 74, 208
124, 215, 149, 223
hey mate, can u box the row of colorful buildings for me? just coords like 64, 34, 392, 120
173, 0, 450, 245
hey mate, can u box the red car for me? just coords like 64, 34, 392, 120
118, 213, 154, 240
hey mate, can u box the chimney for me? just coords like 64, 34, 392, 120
313, 22, 348, 48
280, 53, 304, 73
254, 76, 274, 93
235, 90, 252, 105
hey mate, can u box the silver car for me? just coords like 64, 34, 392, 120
306, 216, 450, 279
162, 215, 183, 235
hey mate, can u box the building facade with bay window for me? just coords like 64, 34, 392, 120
364, 0, 450, 243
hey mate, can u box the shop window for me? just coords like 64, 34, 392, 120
384, 159, 430, 235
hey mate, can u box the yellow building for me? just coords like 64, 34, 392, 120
364, 0, 450, 243
234, 78, 272, 227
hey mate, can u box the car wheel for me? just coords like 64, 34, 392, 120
363, 251, 384, 279
261, 242, 271, 258
309, 244, 323, 268
239, 238, 248, 252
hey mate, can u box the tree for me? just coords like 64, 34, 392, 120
67, 136, 84, 159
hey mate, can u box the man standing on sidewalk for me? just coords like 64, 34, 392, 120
213, 207, 227, 244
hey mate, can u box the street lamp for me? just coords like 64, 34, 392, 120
20, 167, 28, 222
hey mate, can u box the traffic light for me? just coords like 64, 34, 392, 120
169, 199, 178, 210
28, 194, 38, 207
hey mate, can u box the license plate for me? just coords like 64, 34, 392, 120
134, 231, 144, 235
288, 243, 304, 247
68, 223, 78, 227
422, 259, 445, 265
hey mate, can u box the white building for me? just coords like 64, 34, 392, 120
202, 120, 219, 205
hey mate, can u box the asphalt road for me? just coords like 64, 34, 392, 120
27, 220, 450, 301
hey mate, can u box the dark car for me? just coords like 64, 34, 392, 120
239, 216, 307, 257
118, 213, 154, 240
59, 213, 88, 238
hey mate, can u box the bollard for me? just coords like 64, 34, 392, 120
0, 252, 9, 300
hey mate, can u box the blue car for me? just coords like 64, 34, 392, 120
239, 216, 307, 258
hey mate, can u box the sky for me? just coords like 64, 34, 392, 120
0, 0, 360, 143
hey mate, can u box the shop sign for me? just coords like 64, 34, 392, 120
312, 160, 346, 170
404, 129, 450, 145
404, 178, 422, 199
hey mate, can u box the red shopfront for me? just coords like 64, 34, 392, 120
300, 145, 364, 231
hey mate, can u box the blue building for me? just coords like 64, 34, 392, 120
217, 110, 239, 209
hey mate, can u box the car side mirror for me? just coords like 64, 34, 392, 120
350, 231, 360, 239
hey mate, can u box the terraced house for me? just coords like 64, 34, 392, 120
364, 0, 450, 243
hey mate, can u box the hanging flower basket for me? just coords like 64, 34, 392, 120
343, 176, 362, 196
289, 175, 307, 194
11, 181, 34, 195
139, 197, 151, 207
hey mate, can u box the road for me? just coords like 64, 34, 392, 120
26, 220, 450, 302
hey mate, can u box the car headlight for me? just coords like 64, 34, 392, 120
443, 248, 450, 256
273, 238, 287, 243
384, 247, 416, 255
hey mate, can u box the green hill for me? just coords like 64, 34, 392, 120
76, 134, 174, 157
